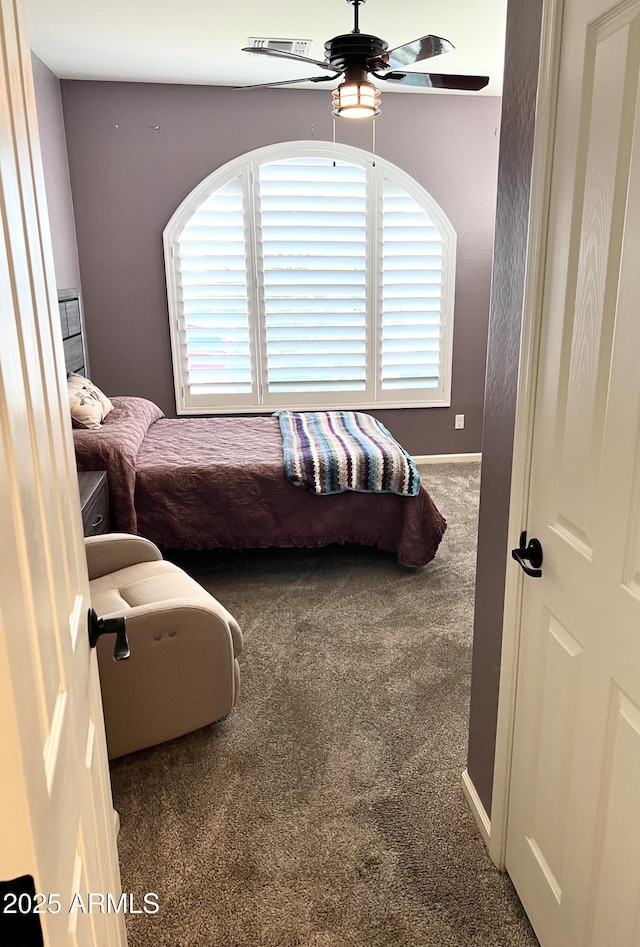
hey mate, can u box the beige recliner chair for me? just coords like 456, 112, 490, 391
85, 533, 242, 759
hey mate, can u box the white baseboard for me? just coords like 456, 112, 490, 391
413, 452, 482, 465
462, 768, 492, 852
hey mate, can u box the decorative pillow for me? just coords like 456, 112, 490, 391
67, 373, 114, 430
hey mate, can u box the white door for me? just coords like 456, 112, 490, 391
506, 0, 640, 944
0, 1, 127, 944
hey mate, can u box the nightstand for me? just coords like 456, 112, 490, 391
78, 471, 110, 537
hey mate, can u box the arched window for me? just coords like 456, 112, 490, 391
164, 141, 456, 413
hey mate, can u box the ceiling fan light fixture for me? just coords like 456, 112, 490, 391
240, 1, 490, 103
332, 79, 381, 118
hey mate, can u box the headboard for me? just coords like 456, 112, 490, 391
58, 288, 86, 376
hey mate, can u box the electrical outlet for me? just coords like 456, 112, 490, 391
454, 414, 465, 430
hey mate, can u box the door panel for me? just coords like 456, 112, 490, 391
551, 12, 635, 557
0, 1, 126, 944
506, 0, 640, 945
585, 687, 640, 944
527, 609, 584, 895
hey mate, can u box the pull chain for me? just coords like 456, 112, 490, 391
372, 117, 376, 167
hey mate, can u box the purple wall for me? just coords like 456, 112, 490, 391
467, 0, 544, 815
60, 82, 500, 455
31, 54, 81, 292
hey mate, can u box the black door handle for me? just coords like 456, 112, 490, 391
511, 531, 543, 578
88, 608, 130, 660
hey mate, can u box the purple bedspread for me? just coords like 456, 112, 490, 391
73, 397, 446, 568
73, 397, 164, 533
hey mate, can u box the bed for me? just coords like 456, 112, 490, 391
72, 395, 446, 569
60, 287, 446, 568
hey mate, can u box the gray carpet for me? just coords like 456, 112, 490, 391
110, 463, 539, 947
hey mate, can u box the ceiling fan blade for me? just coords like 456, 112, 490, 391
234, 75, 338, 90
242, 46, 341, 73
373, 34, 454, 70
376, 71, 490, 91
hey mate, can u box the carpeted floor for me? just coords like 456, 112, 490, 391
109, 463, 539, 947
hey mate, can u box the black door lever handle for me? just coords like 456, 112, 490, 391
511, 531, 543, 578
88, 608, 130, 660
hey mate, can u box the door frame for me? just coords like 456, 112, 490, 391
485, 0, 565, 869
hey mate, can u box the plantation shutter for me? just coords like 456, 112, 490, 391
165, 142, 455, 413
258, 157, 368, 398
177, 175, 253, 399
381, 181, 444, 393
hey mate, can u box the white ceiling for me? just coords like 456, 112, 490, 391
24, 0, 507, 97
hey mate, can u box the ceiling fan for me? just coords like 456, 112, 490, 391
239, 0, 490, 118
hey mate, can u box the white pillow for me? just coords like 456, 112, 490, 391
67, 373, 114, 430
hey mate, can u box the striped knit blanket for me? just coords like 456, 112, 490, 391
276, 410, 421, 496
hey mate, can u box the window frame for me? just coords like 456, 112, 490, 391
164, 141, 456, 415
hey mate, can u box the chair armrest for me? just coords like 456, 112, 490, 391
95, 600, 242, 758
117, 599, 234, 641
99, 598, 244, 657
84, 533, 163, 580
